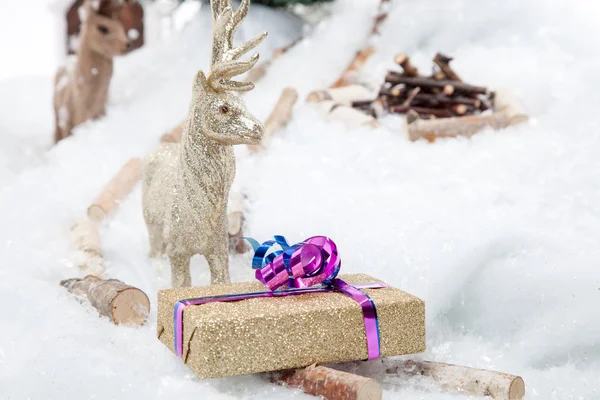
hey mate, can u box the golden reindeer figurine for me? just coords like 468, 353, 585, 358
142, 0, 267, 287
53, 0, 130, 144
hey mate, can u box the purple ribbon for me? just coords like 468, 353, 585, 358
173, 235, 385, 361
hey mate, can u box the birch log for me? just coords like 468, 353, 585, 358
248, 87, 298, 153
314, 100, 379, 128
306, 85, 376, 106
406, 89, 528, 142
387, 360, 526, 400
227, 189, 247, 254
61, 275, 150, 326
87, 158, 142, 222
71, 217, 104, 277
159, 122, 185, 143
266, 364, 382, 400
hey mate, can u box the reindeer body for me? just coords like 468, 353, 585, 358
142, 0, 266, 287
53, 1, 129, 144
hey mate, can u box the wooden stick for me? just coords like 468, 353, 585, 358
317, 101, 379, 128
61, 275, 150, 326
390, 104, 453, 118
87, 158, 141, 222
71, 218, 104, 277
385, 72, 488, 95
329, 0, 391, 88
266, 364, 382, 400
406, 109, 527, 142
227, 189, 247, 254
307, 85, 375, 106
402, 87, 421, 106
394, 52, 419, 77
330, 47, 376, 89
386, 359, 525, 400
433, 53, 462, 82
246, 37, 303, 83
248, 87, 298, 153
159, 122, 185, 143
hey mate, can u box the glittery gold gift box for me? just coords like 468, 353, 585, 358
157, 273, 425, 379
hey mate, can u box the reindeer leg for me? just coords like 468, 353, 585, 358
169, 253, 192, 287
147, 223, 165, 258
205, 235, 231, 285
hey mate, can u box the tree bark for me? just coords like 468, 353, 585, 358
387, 359, 526, 400
61, 275, 150, 326
266, 364, 382, 400
87, 158, 141, 222
390, 105, 453, 118
330, 47, 376, 89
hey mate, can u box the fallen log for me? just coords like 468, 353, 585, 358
61, 275, 150, 326
266, 364, 382, 400
248, 87, 298, 153
386, 359, 525, 400
87, 158, 141, 222
71, 217, 104, 277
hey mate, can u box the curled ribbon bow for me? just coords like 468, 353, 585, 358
243, 235, 341, 291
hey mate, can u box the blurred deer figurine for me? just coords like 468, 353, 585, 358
142, 0, 266, 287
53, 0, 130, 143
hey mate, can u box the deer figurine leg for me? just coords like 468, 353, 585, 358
170, 253, 192, 287
147, 223, 165, 258
205, 235, 231, 285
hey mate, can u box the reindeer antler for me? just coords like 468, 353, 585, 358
207, 0, 267, 92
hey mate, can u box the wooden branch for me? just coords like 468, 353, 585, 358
402, 87, 421, 106
330, 47, 376, 89
406, 108, 528, 142
60, 275, 150, 326
87, 158, 141, 222
71, 218, 104, 277
246, 37, 302, 83
385, 72, 488, 95
248, 87, 298, 153
433, 53, 462, 82
159, 122, 185, 143
315, 101, 379, 128
266, 364, 382, 400
227, 190, 247, 254
386, 359, 525, 400
390, 105, 453, 118
307, 85, 375, 106
394, 52, 419, 77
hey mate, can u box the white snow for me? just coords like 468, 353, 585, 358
1, 0, 599, 399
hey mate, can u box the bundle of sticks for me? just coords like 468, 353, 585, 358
352, 52, 495, 121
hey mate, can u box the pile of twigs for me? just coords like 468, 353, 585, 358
352, 52, 496, 122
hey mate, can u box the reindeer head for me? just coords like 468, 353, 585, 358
80, 0, 129, 58
189, 0, 267, 146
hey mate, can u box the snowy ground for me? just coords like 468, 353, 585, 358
1, 0, 600, 399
